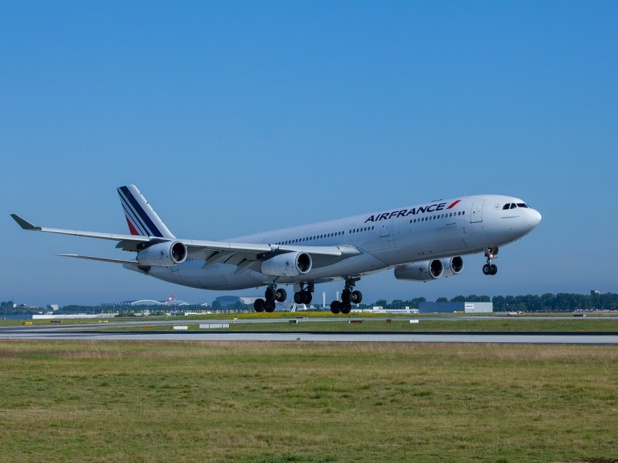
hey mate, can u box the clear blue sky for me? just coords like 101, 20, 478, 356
2, 1, 617, 306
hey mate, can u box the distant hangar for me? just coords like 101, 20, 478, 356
419, 302, 493, 313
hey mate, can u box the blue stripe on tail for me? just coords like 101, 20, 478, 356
118, 186, 164, 238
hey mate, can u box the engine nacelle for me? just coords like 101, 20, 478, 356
137, 241, 188, 267
261, 252, 312, 277
394, 259, 444, 281
441, 256, 464, 277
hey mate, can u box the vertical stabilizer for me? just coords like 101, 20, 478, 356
117, 185, 175, 238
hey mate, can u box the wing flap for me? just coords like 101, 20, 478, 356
182, 240, 359, 257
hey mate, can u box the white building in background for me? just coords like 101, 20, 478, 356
418, 302, 493, 313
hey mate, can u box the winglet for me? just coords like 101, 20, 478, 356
11, 214, 41, 231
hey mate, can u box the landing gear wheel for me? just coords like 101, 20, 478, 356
483, 264, 498, 275
483, 247, 499, 276
254, 299, 265, 313
264, 301, 276, 313
331, 278, 362, 315
275, 288, 287, 303
330, 301, 341, 314
294, 291, 312, 304
265, 286, 277, 302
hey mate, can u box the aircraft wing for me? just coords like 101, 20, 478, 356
11, 214, 361, 269
180, 240, 360, 271
59, 254, 139, 265
11, 214, 152, 244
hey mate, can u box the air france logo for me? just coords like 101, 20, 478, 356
364, 200, 461, 223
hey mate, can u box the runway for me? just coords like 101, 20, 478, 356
2, 326, 618, 344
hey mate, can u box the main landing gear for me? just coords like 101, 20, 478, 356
254, 283, 315, 313
254, 284, 287, 313
482, 247, 499, 276
294, 283, 314, 305
330, 278, 363, 315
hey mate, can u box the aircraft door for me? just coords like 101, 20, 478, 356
470, 200, 485, 223
380, 222, 391, 238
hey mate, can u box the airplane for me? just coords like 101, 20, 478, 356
11, 185, 542, 314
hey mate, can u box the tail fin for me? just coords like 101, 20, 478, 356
117, 185, 175, 238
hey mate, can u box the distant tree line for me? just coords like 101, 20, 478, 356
2, 292, 617, 315
370, 293, 618, 312
0, 301, 40, 316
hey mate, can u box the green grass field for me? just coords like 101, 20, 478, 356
4, 312, 618, 334
101, 314, 618, 333
141, 319, 618, 333
1, 341, 616, 462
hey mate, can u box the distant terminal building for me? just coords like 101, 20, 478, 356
419, 302, 493, 314
127, 299, 190, 306
214, 296, 259, 308
110, 298, 191, 307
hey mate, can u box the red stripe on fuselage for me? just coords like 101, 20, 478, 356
447, 200, 461, 209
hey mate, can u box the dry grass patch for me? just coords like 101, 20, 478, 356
0, 341, 616, 463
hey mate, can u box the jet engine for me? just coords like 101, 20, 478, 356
137, 241, 188, 267
441, 256, 464, 277
261, 252, 312, 277
394, 259, 444, 281
395, 257, 464, 281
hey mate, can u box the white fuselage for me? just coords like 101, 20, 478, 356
139, 194, 541, 290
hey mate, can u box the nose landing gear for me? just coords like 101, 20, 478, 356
483, 247, 499, 275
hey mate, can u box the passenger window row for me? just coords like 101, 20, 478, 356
409, 210, 465, 224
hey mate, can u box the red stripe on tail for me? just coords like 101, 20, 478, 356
125, 216, 140, 236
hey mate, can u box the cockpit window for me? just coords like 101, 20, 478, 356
503, 202, 530, 211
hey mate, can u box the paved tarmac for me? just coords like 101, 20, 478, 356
1, 324, 617, 344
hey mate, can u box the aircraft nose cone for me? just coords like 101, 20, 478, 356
529, 209, 542, 228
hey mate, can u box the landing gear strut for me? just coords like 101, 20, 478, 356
482, 247, 499, 276
254, 284, 287, 313
293, 283, 313, 305
330, 278, 362, 315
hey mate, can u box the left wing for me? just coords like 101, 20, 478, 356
11, 214, 151, 244
11, 214, 360, 270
